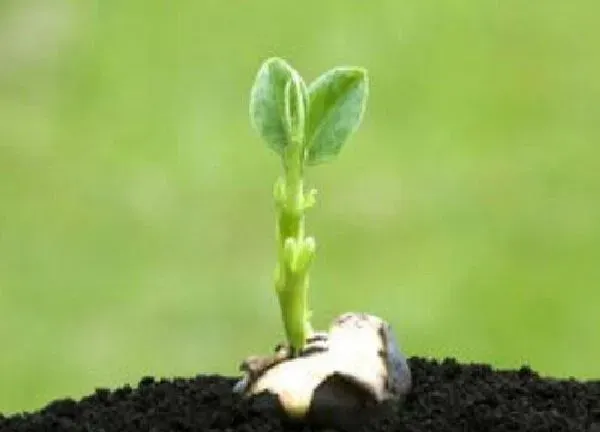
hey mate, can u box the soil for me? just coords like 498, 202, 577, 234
1, 357, 599, 432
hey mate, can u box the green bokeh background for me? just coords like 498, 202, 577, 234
1, 0, 599, 415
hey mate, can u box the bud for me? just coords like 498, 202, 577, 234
283, 71, 307, 148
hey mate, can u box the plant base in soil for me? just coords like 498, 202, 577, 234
1, 357, 599, 432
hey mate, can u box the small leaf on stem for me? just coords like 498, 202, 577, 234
295, 237, 316, 272
303, 188, 318, 210
305, 67, 369, 165
249, 57, 308, 157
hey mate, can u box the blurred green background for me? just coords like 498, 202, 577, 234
1, 0, 599, 415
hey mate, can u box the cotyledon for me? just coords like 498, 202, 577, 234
233, 312, 412, 427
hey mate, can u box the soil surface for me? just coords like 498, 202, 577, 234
1, 357, 599, 432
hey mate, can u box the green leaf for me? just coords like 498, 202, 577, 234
249, 57, 308, 156
305, 67, 369, 165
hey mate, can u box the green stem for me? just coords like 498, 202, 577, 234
274, 144, 315, 355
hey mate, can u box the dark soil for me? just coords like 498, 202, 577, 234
1, 357, 599, 432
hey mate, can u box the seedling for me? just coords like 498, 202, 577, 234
249, 57, 369, 355
237, 58, 411, 427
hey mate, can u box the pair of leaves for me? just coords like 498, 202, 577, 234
249, 57, 368, 166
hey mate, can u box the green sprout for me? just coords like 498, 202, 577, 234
249, 57, 369, 355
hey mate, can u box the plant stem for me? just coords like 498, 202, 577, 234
274, 143, 315, 355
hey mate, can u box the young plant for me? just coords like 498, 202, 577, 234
237, 59, 412, 425
249, 57, 369, 355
